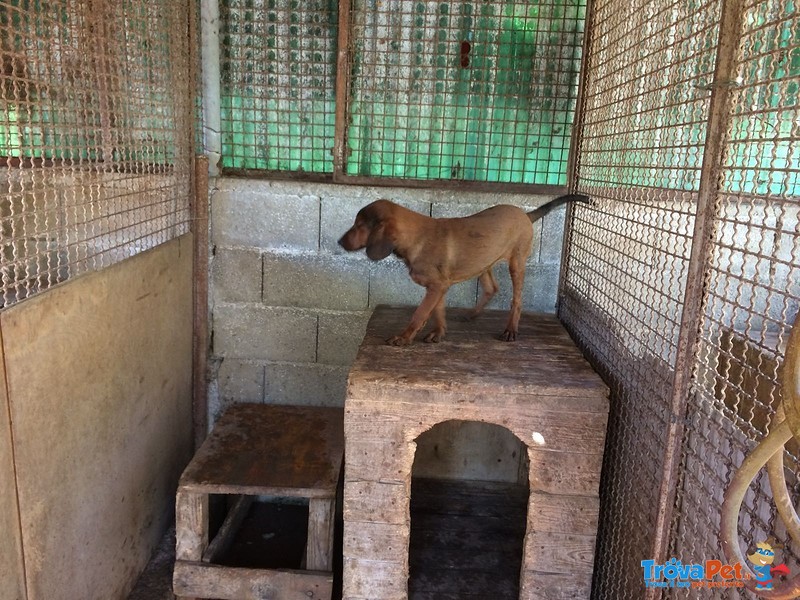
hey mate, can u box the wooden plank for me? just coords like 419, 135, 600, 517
345, 438, 415, 481
346, 399, 608, 454
527, 449, 604, 496
179, 404, 343, 499
306, 498, 335, 571
523, 531, 597, 574
410, 478, 528, 518
341, 306, 608, 598
347, 306, 610, 398
343, 558, 408, 600
176, 491, 208, 561
527, 492, 600, 536
173, 561, 332, 600
343, 522, 409, 561
347, 386, 608, 415
202, 495, 253, 563
343, 480, 410, 525
520, 571, 594, 599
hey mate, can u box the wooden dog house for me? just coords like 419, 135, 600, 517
342, 305, 610, 599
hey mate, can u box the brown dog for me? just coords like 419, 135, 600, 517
338, 194, 590, 345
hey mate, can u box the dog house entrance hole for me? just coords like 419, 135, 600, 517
409, 420, 530, 599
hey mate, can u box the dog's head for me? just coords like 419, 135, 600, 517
338, 200, 396, 261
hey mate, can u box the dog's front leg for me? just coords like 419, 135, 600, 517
387, 286, 446, 346
423, 295, 447, 343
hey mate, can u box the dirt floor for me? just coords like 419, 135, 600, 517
128, 527, 176, 600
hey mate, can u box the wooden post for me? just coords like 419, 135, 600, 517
192, 155, 209, 449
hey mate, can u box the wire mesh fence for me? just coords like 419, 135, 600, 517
214, 0, 585, 187
0, 0, 194, 309
671, 0, 800, 595
218, 0, 338, 174
343, 0, 586, 185
561, 0, 800, 596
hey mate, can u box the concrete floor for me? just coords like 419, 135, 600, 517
128, 527, 176, 600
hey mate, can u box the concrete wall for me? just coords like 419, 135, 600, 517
0, 234, 194, 600
0, 340, 25, 600
209, 178, 569, 418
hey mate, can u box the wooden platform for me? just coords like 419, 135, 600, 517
173, 404, 344, 600
342, 305, 609, 600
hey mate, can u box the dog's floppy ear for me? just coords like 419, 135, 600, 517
366, 222, 395, 260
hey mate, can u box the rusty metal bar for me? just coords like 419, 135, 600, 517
647, 0, 744, 581
332, 0, 353, 180
192, 155, 210, 449
558, 0, 596, 311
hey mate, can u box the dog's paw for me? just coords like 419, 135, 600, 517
386, 335, 412, 346
499, 329, 518, 342
423, 330, 445, 343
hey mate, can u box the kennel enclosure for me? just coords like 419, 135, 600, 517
1, 0, 800, 597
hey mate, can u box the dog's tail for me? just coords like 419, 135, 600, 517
527, 194, 591, 223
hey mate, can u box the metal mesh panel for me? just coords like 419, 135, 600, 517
218, 0, 338, 173
671, 0, 800, 595
345, 0, 586, 184
560, 0, 721, 595
1, 0, 193, 309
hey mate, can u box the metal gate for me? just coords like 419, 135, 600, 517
561, 0, 800, 596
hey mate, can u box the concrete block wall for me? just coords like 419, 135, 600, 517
209, 177, 568, 418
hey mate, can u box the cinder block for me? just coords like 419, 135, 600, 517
368, 258, 424, 307
486, 263, 560, 313
262, 252, 369, 310
211, 184, 320, 251
530, 263, 560, 312
318, 311, 372, 366
211, 247, 262, 303
368, 258, 477, 309
320, 197, 373, 255
322, 196, 432, 255
264, 363, 349, 407
539, 205, 567, 263
216, 358, 264, 403
213, 304, 317, 362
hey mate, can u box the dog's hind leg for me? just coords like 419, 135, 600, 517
500, 254, 526, 341
464, 268, 498, 321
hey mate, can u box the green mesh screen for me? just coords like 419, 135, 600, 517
346, 0, 586, 185
217, 0, 586, 185
219, 0, 339, 172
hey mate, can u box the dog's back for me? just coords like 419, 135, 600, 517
435, 205, 533, 283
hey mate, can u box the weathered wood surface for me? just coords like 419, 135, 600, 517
175, 491, 209, 561
173, 561, 333, 600
527, 492, 600, 535
175, 404, 344, 600
348, 306, 609, 398
520, 571, 594, 600
408, 479, 526, 600
346, 398, 608, 453
307, 498, 336, 571
179, 404, 344, 498
343, 306, 610, 600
